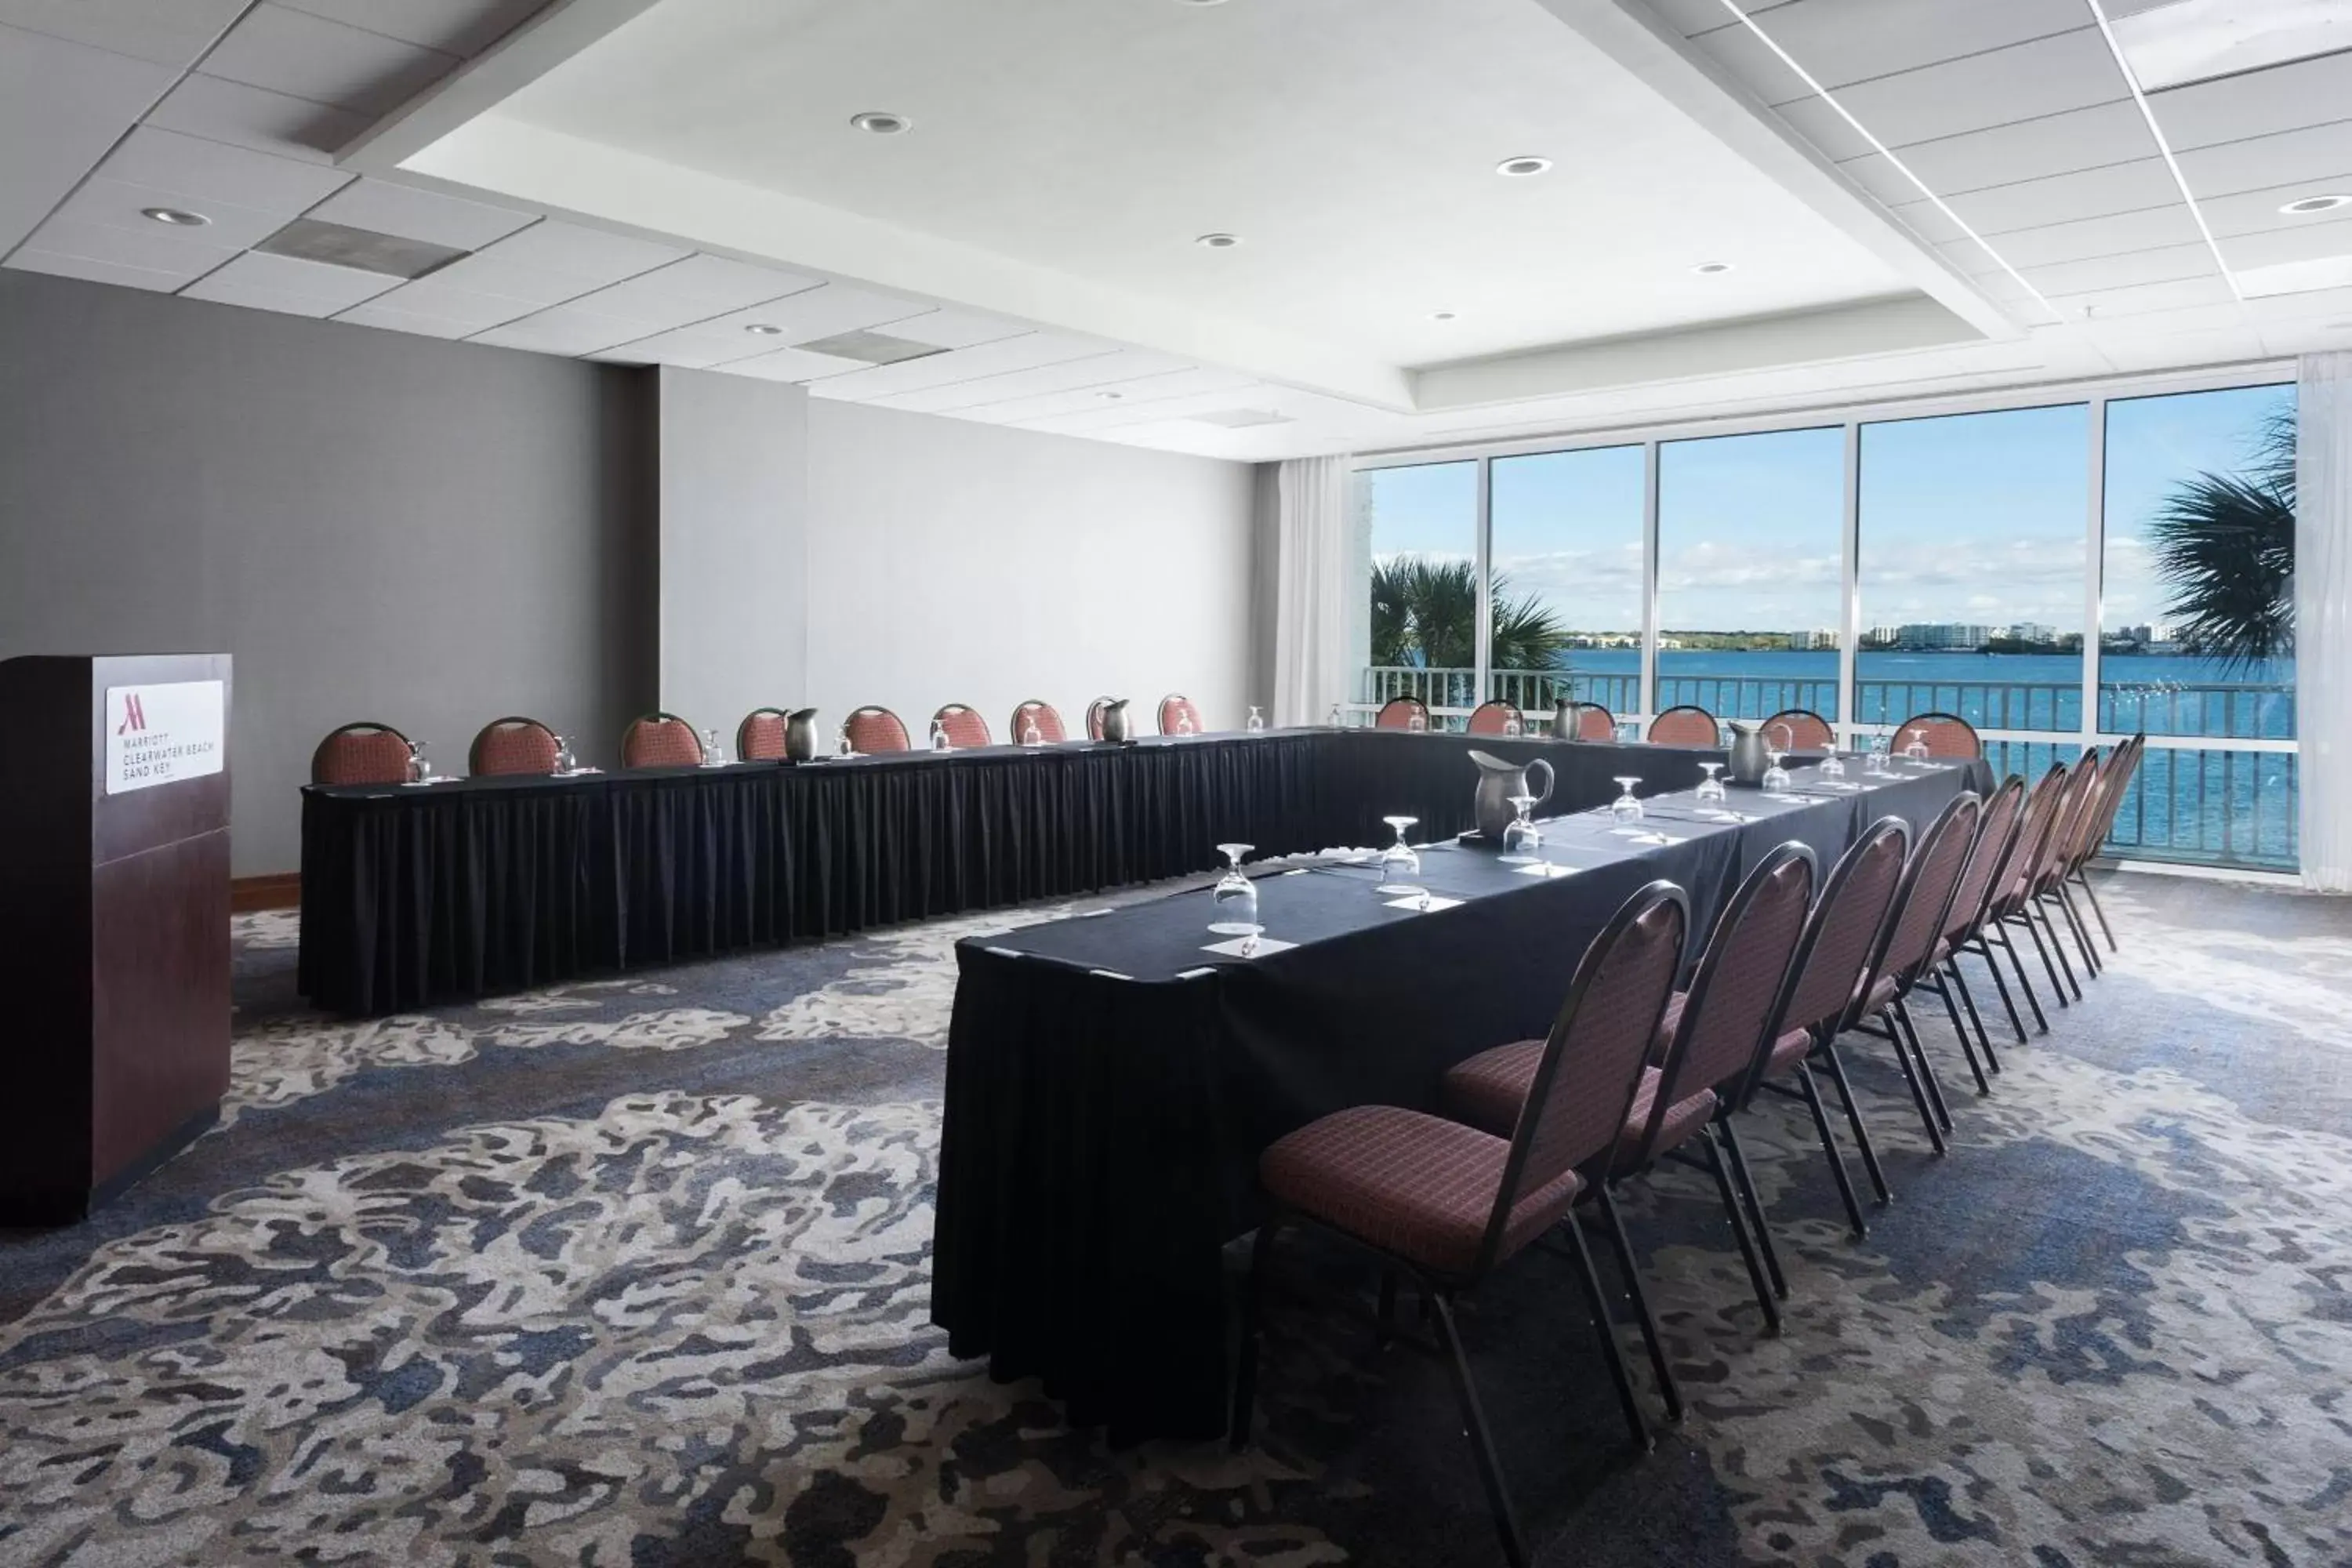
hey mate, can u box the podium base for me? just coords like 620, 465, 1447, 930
0, 1102, 220, 1229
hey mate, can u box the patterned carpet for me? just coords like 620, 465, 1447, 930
2, 870, 2349, 1567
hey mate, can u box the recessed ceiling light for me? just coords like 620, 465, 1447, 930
1693, 261, 1734, 275
1430, 310, 1458, 321
1098, 390, 1126, 401
2280, 194, 2352, 215
850, 111, 910, 135
1196, 231, 1242, 249
143, 207, 209, 227
743, 323, 784, 335
1496, 156, 1552, 177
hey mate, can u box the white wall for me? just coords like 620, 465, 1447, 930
804, 400, 1260, 742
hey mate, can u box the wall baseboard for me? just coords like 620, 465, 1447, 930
230, 873, 300, 912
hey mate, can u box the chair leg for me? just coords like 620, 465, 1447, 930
1893, 996, 1955, 1136
1561, 1209, 1652, 1452
1946, 958, 2002, 1076
1428, 1293, 1530, 1568
1594, 1187, 1682, 1422
1970, 936, 2031, 1044
1230, 1221, 1279, 1449
1715, 1116, 1788, 1301
1701, 1125, 1781, 1336
1817, 1037, 1893, 1205
2055, 884, 2102, 977
1930, 970, 1993, 1094
1879, 1006, 1948, 1154
1796, 1062, 1868, 1237
2034, 901, 2084, 1000
2014, 910, 2073, 1008
2072, 866, 2118, 953
1992, 921, 2051, 1033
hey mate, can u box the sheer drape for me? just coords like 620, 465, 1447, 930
2298, 351, 2352, 892
1272, 455, 1352, 728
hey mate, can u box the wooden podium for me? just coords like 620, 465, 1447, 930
0, 654, 233, 1225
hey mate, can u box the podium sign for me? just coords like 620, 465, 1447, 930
0, 653, 234, 1224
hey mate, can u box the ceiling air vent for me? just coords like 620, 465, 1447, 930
253, 219, 469, 279
1186, 408, 1293, 428
793, 328, 946, 365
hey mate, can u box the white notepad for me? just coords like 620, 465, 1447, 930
1201, 935, 1298, 958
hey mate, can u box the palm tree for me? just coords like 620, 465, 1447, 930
1368, 556, 1572, 706
2148, 408, 2295, 670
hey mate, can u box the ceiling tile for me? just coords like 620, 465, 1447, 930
383, 249, 596, 308
55, 176, 297, 250
1980, 202, 2208, 269
98, 125, 353, 213
2234, 254, 2352, 298
2176, 118, 2352, 198
200, 3, 457, 118
806, 332, 1114, 401
332, 299, 485, 338
720, 346, 872, 382
0, 23, 176, 252
1845, 101, 2158, 199
565, 253, 818, 328
968, 366, 1261, 426
21, 212, 238, 277
181, 249, 402, 314
880, 348, 1187, 414
0, 0, 245, 67
2147, 50, 2352, 151
1690, 20, 1815, 108
459, 218, 687, 289
2201, 178, 2352, 237
275, 0, 546, 59
1770, 95, 1878, 162
466, 303, 648, 355
2218, 218, 2352, 272
2239, 281, 2352, 321
1020, 383, 1280, 436
2048, 273, 2238, 318
5, 248, 190, 291
1933, 234, 2012, 278
1940, 157, 2183, 235
355, 272, 540, 328
1886, 199, 1970, 246
303, 176, 537, 249
1818, 28, 2125, 151
601, 323, 786, 369
692, 282, 927, 343
871, 306, 1031, 350
2024, 241, 2220, 296
1650, 0, 1777, 36
1730, 0, 2088, 92
142, 72, 373, 164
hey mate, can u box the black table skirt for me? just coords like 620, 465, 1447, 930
297, 731, 1702, 1014
931, 760, 1988, 1442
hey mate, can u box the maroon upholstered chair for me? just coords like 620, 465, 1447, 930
1374, 695, 1429, 731
1646, 705, 1718, 747
1157, 694, 1204, 735
1084, 698, 1116, 741
737, 708, 789, 761
845, 706, 911, 754
2022, 752, 2108, 993
2066, 735, 2140, 953
932, 703, 992, 750
1467, 700, 1523, 736
1009, 699, 1066, 745
1762, 708, 1836, 753
1892, 710, 1983, 760
469, 716, 561, 777
1976, 763, 2071, 1035
1845, 792, 1985, 1155
1915, 775, 2028, 1063
1566, 702, 1616, 741
1232, 883, 1690, 1565
621, 713, 704, 769
311, 721, 413, 786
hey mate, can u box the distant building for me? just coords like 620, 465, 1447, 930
1896, 622, 1991, 651
1864, 625, 1903, 648
2005, 622, 2056, 644
1788, 628, 1839, 650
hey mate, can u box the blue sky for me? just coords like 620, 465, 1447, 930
1360, 383, 2293, 637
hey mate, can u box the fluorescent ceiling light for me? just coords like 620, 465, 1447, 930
2111, 0, 2352, 90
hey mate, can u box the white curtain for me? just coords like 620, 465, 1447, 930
1271, 456, 1353, 728
2298, 351, 2352, 892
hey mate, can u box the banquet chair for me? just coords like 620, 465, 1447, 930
846, 705, 912, 754
1891, 711, 1983, 760
1009, 699, 1066, 744
2024, 752, 2109, 987
1976, 764, 2073, 1035
1842, 792, 1985, 1156
933, 702, 992, 749
1646, 705, 1719, 746
1445, 846, 1815, 1399
737, 707, 789, 761
1374, 695, 1429, 731
311, 721, 413, 786
2065, 734, 2141, 953
1762, 709, 1836, 753
1565, 701, 1616, 741
621, 712, 704, 769
1232, 883, 1689, 1568
1910, 775, 2028, 1069
1158, 694, 1204, 735
1085, 697, 1116, 741
1466, 700, 1523, 736
469, 716, 561, 777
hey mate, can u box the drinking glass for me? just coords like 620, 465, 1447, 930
702, 728, 725, 767
1247, 705, 1265, 733
1617, 720, 1642, 746
554, 734, 575, 775
1696, 761, 1726, 802
1210, 843, 1259, 934
408, 740, 430, 784
1178, 709, 1196, 735
1327, 702, 1345, 728
1864, 729, 1890, 775
1407, 711, 1427, 734
931, 719, 952, 752
1501, 794, 1541, 863
1903, 727, 1930, 764
1021, 716, 1044, 747
1610, 776, 1643, 822
837, 724, 855, 758
1502, 711, 1522, 737
1820, 744, 1847, 779
1762, 748, 1791, 792
1377, 815, 1421, 892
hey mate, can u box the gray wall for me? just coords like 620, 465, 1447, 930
0, 270, 658, 875
656, 367, 808, 740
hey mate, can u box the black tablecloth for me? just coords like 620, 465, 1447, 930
296, 731, 1710, 1014
931, 757, 1991, 1442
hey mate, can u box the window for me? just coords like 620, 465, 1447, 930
1352, 460, 1479, 718
1656, 427, 1843, 724
1857, 405, 2089, 736
1486, 445, 1644, 720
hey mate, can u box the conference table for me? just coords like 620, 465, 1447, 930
929, 752, 1990, 1443
297, 728, 1711, 1014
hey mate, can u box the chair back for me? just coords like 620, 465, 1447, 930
311, 721, 412, 786
1374, 696, 1428, 731
1158, 694, 1204, 735
1632, 845, 1817, 1170
1938, 775, 2026, 951
1857, 791, 1984, 1010
1892, 711, 1982, 759
2071, 735, 2140, 867
1647, 705, 1718, 746
2031, 751, 2103, 891
1992, 764, 2071, 916
470, 716, 561, 777
1777, 818, 1911, 1040
1473, 882, 1688, 1276
847, 705, 911, 754
1762, 708, 1835, 752
1466, 700, 1522, 736
1569, 702, 1616, 741
738, 707, 789, 761
1010, 699, 1067, 744
933, 703, 992, 749
621, 712, 703, 769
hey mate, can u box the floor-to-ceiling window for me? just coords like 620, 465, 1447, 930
1351, 459, 1479, 722
1486, 445, 1644, 720
1655, 426, 1844, 726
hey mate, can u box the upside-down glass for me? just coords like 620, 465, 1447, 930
837, 724, 854, 758
1378, 815, 1421, 892
703, 728, 725, 767
1327, 702, 1344, 728
1178, 708, 1196, 735
1864, 729, 1890, 775
1407, 710, 1426, 734
1502, 710, 1522, 737
1611, 776, 1643, 822
1501, 794, 1541, 863
554, 734, 575, 775
1210, 843, 1259, 934
1903, 727, 1930, 763
1697, 761, 1726, 802
1021, 714, 1044, 747
408, 739, 430, 784
1820, 742, 1847, 779
1247, 705, 1265, 733
1618, 720, 1642, 746
931, 719, 952, 753
1762, 747, 1791, 792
